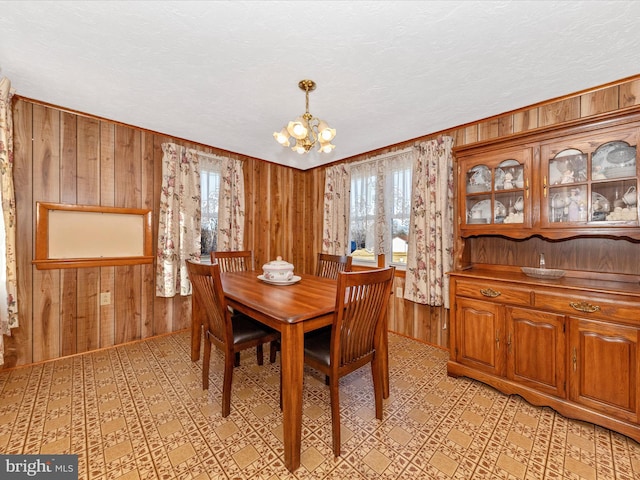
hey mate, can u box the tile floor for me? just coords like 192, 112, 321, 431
1, 330, 640, 479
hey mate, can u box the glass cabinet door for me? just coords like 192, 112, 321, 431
460, 148, 532, 231
465, 165, 492, 225
546, 150, 588, 223
494, 159, 525, 224
541, 131, 638, 228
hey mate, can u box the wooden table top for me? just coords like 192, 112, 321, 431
221, 270, 337, 324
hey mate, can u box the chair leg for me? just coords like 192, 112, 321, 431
221, 351, 235, 418
269, 341, 278, 363
371, 358, 383, 420
234, 351, 240, 367
202, 339, 212, 391
191, 313, 202, 362
329, 375, 341, 457
256, 344, 264, 366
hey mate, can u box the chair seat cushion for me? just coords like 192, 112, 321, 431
303, 326, 332, 367
232, 314, 278, 345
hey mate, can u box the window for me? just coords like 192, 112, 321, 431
349, 150, 413, 266
200, 165, 220, 255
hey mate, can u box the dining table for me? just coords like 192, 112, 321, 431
191, 267, 391, 472
220, 270, 336, 472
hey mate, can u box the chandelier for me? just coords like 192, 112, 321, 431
273, 79, 336, 154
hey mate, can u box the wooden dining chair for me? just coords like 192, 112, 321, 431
186, 260, 280, 417
210, 250, 254, 272
303, 266, 395, 456
315, 252, 353, 279
210, 250, 278, 365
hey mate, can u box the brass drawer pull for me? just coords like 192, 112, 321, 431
569, 301, 601, 313
480, 288, 501, 298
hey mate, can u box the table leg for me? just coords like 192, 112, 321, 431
280, 322, 304, 472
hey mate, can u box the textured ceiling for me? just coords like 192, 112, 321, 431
1, 1, 639, 170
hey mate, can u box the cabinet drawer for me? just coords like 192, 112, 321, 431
455, 280, 532, 306
534, 291, 640, 325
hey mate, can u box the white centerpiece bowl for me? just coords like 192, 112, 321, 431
262, 256, 294, 282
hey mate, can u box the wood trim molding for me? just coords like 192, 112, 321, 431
34, 202, 153, 269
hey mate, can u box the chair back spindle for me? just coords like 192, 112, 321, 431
211, 250, 254, 272
316, 253, 352, 279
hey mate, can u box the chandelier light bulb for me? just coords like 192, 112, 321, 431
274, 79, 336, 154
317, 121, 336, 142
318, 141, 336, 153
273, 128, 290, 146
287, 118, 308, 140
292, 141, 307, 154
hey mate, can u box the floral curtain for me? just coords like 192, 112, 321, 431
156, 143, 201, 297
404, 136, 454, 308
0, 77, 18, 366
322, 163, 350, 254
214, 156, 245, 251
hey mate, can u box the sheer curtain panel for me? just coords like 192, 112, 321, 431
0, 77, 18, 366
404, 137, 454, 307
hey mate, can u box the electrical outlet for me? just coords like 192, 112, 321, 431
396, 287, 403, 297
100, 292, 111, 305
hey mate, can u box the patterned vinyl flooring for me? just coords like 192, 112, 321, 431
1, 330, 639, 479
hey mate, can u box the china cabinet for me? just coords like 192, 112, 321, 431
457, 115, 639, 241
448, 107, 640, 442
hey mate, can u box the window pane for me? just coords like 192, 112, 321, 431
349, 153, 412, 265
350, 173, 376, 262
391, 167, 411, 264
201, 169, 220, 255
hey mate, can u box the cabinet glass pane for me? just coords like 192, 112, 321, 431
466, 195, 492, 224
495, 192, 523, 224
549, 150, 587, 185
592, 141, 637, 181
591, 181, 638, 222
466, 165, 491, 194
548, 186, 587, 223
495, 159, 524, 191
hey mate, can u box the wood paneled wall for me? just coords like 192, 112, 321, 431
7, 98, 326, 368
5, 75, 640, 368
